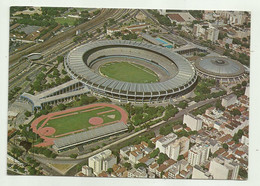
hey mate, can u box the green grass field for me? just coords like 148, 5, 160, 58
99, 62, 159, 83
45, 106, 121, 136
55, 17, 77, 26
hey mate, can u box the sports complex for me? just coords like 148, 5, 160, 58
195, 56, 247, 83
31, 103, 128, 152
65, 40, 198, 103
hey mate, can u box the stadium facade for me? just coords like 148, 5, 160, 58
65, 40, 197, 103
195, 56, 247, 83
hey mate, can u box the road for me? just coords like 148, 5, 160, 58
8, 9, 138, 102
140, 9, 224, 56
28, 92, 229, 177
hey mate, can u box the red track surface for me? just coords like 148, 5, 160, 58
31, 103, 128, 147
89, 117, 104, 125
97, 109, 115, 115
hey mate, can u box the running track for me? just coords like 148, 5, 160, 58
31, 103, 128, 147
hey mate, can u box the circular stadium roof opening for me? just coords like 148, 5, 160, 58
214, 59, 227, 65
65, 40, 197, 103
195, 56, 246, 83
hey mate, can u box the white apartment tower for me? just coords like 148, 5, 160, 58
183, 113, 203, 131
188, 143, 210, 166
209, 157, 240, 180
88, 149, 117, 175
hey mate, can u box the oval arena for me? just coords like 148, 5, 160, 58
65, 40, 197, 103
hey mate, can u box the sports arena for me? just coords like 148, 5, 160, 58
31, 103, 128, 152
65, 40, 197, 103
195, 56, 247, 83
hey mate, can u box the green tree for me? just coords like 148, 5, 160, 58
70, 153, 78, 159
24, 111, 32, 117
157, 153, 169, 165
238, 167, 248, 179
107, 168, 113, 174
58, 103, 66, 111
222, 143, 228, 150
230, 109, 241, 116
177, 155, 184, 161
57, 56, 64, 63
150, 148, 160, 158
242, 81, 247, 87
134, 163, 147, 169
123, 162, 131, 170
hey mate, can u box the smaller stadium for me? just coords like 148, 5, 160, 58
195, 56, 247, 83
31, 103, 128, 152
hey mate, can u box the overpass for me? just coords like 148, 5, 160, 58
21, 79, 90, 111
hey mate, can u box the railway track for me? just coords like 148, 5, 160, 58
9, 9, 136, 81
9, 9, 115, 65
8, 9, 137, 99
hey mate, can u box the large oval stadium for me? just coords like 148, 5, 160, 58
65, 40, 197, 103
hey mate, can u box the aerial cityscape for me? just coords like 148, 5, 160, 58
7, 7, 250, 180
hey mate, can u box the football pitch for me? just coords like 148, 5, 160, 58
45, 106, 121, 136
99, 62, 159, 83
31, 103, 128, 146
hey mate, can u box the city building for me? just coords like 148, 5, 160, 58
82, 165, 93, 176
222, 94, 238, 107
209, 156, 240, 180
192, 165, 213, 179
128, 167, 147, 178
156, 133, 178, 153
88, 149, 117, 176
129, 150, 143, 164
183, 113, 202, 131
245, 85, 249, 97
205, 27, 219, 42
188, 143, 210, 166
167, 12, 195, 25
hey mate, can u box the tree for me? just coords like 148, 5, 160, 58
70, 153, 78, 159
176, 101, 188, 109
230, 109, 241, 116
225, 43, 229, 49
157, 153, 169, 165
242, 81, 247, 87
123, 162, 131, 170
222, 143, 228, 150
216, 99, 225, 111
238, 167, 248, 179
24, 111, 32, 117
177, 155, 184, 161
57, 56, 64, 63
148, 140, 155, 149
150, 148, 160, 158
96, 28, 101, 33
58, 103, 66, 111
107, 168, 113, 174
134, 163, 147, 169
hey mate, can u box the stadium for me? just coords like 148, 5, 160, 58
65, 40, 197, 103
31, 103, 128, 152
195, 56, 247, 83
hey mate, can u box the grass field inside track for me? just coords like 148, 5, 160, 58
45, 106, 121, 136
99, 62, 159, 83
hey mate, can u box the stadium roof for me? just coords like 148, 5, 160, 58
66, 40, 197, 95
53, 122, 128, 150
195, 56, 245, 77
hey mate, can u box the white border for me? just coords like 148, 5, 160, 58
1, 1, 260, 186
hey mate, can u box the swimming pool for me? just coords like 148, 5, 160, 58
156, 37, 168, 44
